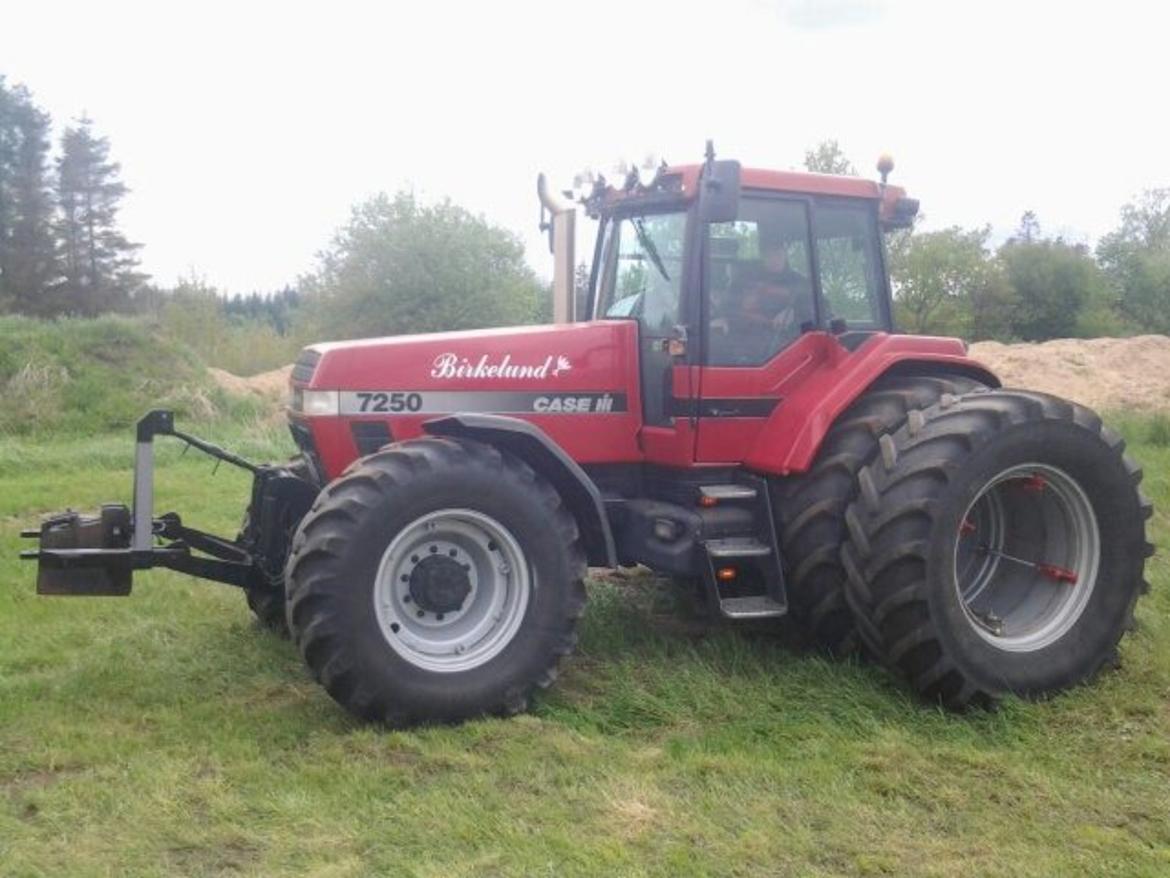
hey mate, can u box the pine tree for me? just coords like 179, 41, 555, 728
55, 117, 145, 314
0, 78, 57, 313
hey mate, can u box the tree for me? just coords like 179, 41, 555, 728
1015, 210, 1042, 244
301, 191, 545, 340
0, 78, 57, 313
55, 117, 145, 314
888, 226, 1013, 340
998, 238, 1106, 341
1096, 189, 1170, 333
803, 139, 857, 176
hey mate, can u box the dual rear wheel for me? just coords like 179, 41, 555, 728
840, 388, 1152, 708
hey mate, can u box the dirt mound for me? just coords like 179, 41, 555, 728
208, 365, 293, 400
970, 335, 1170, 412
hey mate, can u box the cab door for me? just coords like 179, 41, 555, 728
694, 195, 892, 463
694, 195, 819, 462
595, 208, 698, 466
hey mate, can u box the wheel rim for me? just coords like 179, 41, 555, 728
374, 508, 531, 672
953, 463, 1100, 653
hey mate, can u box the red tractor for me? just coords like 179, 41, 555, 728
23, 146, 1153, 724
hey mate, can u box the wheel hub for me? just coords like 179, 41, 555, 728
408, 555, 471, 614
953, 462, 1100, 652
373, 508, 532, 673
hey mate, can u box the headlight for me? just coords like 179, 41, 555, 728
291, 389, 340, 416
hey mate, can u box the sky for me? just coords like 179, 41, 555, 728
1, 0, 1167, 293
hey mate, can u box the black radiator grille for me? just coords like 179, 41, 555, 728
351, 421, 393, 456
291, 349, 321, 384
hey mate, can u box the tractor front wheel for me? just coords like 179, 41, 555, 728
842, 389, 1153, 709
284, 437, 586, 725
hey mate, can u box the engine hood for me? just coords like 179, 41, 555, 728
299, 320, 638, 397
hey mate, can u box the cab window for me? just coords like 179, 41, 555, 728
706, 198, 814, 366
813, 202, 884, 327
598, 212, 687, 335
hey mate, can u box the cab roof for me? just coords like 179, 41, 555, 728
593, 164, 910, 225
666, 164, 898, 201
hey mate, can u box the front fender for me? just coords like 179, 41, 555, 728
423, 413, 617, 567
744, 333, 999, 475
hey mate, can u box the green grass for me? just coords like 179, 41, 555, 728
0, 315, 272, 438
2, 422, 1169, 877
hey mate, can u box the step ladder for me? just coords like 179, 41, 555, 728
696, 479, 787, 619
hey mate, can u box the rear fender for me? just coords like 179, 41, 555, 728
744, 334, 999, 475
423, 414, 617, 567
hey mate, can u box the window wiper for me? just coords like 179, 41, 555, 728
632, 217, 671, 282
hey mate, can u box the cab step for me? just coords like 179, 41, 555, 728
704, 537, 772, 558
718, 595, 786, 619
699, 484, 759, 503
699, 482, 788, 619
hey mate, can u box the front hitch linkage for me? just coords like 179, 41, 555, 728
20, 410, 266, 596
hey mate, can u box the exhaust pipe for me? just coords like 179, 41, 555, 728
537, 173, 576, 324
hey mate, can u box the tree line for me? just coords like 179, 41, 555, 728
806, 140, 1170, 341
0, 77, 144, 316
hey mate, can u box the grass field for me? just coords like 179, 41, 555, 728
2, 422, 1169, 877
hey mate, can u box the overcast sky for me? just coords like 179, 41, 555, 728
2, 0, 1166, 293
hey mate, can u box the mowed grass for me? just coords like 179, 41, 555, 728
1, 424, 1169, 877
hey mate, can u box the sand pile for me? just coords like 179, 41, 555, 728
970, 335, 1170, 412
208, 365, 293, 400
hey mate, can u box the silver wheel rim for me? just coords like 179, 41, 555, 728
953, 463, 1100, 652
374, 508, 531, 673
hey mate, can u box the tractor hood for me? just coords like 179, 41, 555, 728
297, 320, 637, 398
288, 320, 645, 478
290, 320, 641, 423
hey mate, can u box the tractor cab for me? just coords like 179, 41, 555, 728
537, 145, 953, 471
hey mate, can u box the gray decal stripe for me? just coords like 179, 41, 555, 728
339, 391, 628, 416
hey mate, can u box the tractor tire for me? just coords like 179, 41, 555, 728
773, 373, 986, 655
241, 457, 318, 636
842, 389, 1153, 710
284, 437, 587, 725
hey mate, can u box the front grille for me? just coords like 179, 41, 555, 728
291, 349, 321, 385
351, 421, 393, 456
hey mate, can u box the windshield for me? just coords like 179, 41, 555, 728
597, 212, 687, 334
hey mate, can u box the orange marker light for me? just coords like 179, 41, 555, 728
716, 567, 737, 582
699, 495, 718, 508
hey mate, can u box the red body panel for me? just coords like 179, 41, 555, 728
293, 321, 643, 480
696, 332, 994, 474
291, 320, 995, 482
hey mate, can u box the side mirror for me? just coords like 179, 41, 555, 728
697, 160, 741, 223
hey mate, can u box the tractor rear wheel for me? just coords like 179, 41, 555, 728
773, 373, 986, 655
842, 389, 1153, 709
284, 437, 586, 725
